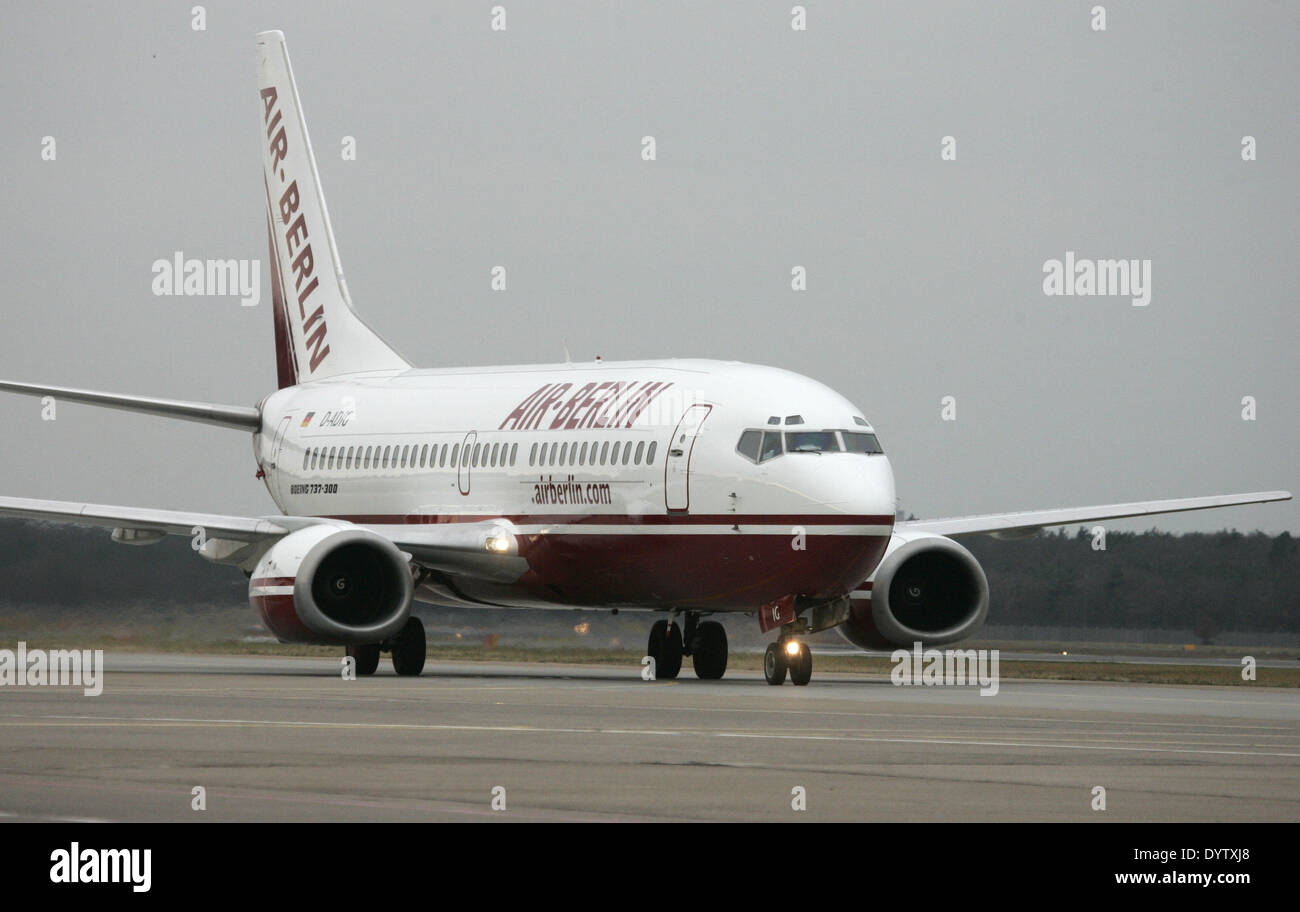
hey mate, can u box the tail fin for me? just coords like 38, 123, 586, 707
256, 30, 409, 388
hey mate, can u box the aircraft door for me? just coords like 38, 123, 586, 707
664, 404, 712, 512
268, 415, 293, 499
458, 430, 477, 496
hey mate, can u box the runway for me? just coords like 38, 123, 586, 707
0, 654, 1297, 822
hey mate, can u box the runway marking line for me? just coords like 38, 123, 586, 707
11, 713, 1300, 760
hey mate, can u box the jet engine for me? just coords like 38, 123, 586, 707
837, 531, 989, 650
248, 525, 413, 645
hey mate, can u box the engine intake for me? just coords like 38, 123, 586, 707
250, 525, 413, 645
838, 532, 989, 650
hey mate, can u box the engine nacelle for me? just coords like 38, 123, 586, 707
837, 531, 989, 650
249, 525, 414, 645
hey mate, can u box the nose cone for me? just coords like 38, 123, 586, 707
851, 454, 896, 521
784, 452, 896, 521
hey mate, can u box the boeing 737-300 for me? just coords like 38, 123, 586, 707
0, 32, 1289, 685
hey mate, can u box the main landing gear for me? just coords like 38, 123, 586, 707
764, 636, 812, 686
647, 612, 728, 680
345, 616, 426, 677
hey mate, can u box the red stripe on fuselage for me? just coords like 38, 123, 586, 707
451, 531, 892, 609
325, 513, 896, 527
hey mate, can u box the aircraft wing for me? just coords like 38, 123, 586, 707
897, 491, 1292, 538
0, 495, 291, 542
0, 496, 527, 581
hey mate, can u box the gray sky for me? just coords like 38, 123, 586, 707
1, 1, 1295, 532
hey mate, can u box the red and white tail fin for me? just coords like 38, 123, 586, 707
256, 30, 409, 389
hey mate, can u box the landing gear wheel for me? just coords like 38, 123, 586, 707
691, 621, 728, 680
390, 616, 426, 677
647, 619, 683, 680
347, 643, 380, 676
763, 641, 787, 685
788, 641, 812, 686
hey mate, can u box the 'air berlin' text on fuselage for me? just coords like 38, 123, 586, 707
499, 381, 674, 431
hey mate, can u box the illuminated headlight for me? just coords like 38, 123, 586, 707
484, 534, 512, 554
784, 640, 800, 656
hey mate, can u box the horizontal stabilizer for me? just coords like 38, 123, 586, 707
0, 380, 261, 431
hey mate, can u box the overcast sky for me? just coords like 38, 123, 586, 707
1, 1, 1295, 532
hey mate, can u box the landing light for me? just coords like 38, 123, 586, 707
785, 640, 801, 656
485, 535, 511, 553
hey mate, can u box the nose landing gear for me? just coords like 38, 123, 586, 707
765, 636, 812, 686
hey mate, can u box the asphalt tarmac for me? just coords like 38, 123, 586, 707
0, 653, 1296, 821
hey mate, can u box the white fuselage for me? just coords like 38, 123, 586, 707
254, 359, 897, 612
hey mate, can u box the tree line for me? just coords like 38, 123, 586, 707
0, 520, 1295, 634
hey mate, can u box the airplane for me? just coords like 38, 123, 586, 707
0, 32, 1289, 686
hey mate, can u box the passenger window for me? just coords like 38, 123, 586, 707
346, 446, 354, 470
600, 442, 609, 465
529, 442, 537, 466
580, 442, 588, 465
559, 443, 568, 464
760, 432, 783, 462
302, 449, 310, 470
610, 441, 620, 464
646, 441, 657, 464
420, 444, 428, 468
632, 441, 643, 464
736, 430, 761, 462
570, 443, 579, 466
510, 443, 518, 466
840, 431, 883, 454
622, 442, 632, 465
472, 443, 481, 466
491, 442, 499, 466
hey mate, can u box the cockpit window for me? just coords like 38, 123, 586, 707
736, 429, 785, 463
736, 430, 761, 462
760, 431, 783, 462
841, 431, 883, 454
785, 431, 840, 453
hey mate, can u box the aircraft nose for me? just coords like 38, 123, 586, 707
843, 454, 896, 521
